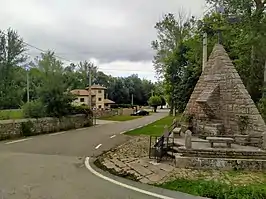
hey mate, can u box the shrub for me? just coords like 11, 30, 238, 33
148, 95, 162, 112
20, 121, 34, 137
22, 100, 46, 118
70, 104, 93, 117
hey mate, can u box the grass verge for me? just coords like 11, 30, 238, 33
0, 109, 23, 120
157, 178, 266, 199
125, 115, 178, 136
100, 115, 142, 121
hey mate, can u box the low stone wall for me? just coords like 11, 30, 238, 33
175, 156, 266, 171
176, 147, 266, 159
93, 109, 118, 118
0, 114, 93, 140
117, 108, 134, 116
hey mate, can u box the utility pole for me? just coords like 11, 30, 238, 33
27, 70, 30, 103
262, 60, 266, 98
25, 64, 30, 103
131, 94, 134, 106
215, 1, 225, 44
88, 66, 92, 108
203, 32, 208, 71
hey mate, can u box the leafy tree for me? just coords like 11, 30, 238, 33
0, 28, 27, 109
160, 96, 166, 109
152, 13, 199, 114
148, 95, 162, 112
204, 0, 266, 103
36, 52, 75, 117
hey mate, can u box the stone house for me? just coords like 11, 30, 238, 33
70, 84, 115, 109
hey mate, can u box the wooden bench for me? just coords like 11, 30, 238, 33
206, 137, 234, 148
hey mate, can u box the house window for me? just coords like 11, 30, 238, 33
98, 98, 102, 101
98, 105, 102, 109
98, 90, 102, 93
80, 98, 85, 102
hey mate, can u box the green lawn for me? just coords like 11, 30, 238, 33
0, 109, 24, 120
125, 115, 178, 136
100, 115, 142, 121
158, 178, 266, 199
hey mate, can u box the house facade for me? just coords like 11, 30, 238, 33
70, 85, 115, 109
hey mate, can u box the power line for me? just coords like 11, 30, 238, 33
97, 68, 154, 72
1, 30, 78, 63
0, 30, 156, 73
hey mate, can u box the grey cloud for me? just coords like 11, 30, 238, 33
0, 0, 205, 63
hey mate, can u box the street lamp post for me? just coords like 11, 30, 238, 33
25, 65, 30, 103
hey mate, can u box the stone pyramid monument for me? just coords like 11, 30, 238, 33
184, 44, 266, 140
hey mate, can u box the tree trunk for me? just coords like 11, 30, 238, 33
262, 60, 266, 98
254, 0, 264, 11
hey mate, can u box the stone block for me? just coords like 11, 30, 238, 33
111, 158, 127, 168
103, 159, 116, 169
146, 174, 164, 183
128, 162, 153, 176
158, 163, 175, 172
139, 177, 150, 183
185, 130, 192, 149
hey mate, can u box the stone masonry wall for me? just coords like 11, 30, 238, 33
93, 109, 118, 118
0, 114, 93, 140
185, 44, 266, 147
175, 156, 266, 171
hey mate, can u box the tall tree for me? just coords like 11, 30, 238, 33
0, 28, 27, 109
152, 13, 198, 113
204, 0, 266, 103
37, 52, 74, 117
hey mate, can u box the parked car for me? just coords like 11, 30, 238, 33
131, 110, 149, 116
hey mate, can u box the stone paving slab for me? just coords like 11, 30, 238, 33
146, 173, 165, 183
98, 136, 178, 184
128, 162, 153, 176
158, 163, 175, 172
111, 158, 127, 168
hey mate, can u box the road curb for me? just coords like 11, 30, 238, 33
85, 157, 204, 199
85, 157, 178, 199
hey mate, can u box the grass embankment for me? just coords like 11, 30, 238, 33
158, 178, 266, 199
0, 109, 23, 120
125, 115, 178, 136
100, 115, 142, 121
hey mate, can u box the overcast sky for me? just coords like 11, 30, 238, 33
0, 0, 205, 82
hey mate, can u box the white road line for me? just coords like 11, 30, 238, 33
95, 144, 102, 149
49, 131, 66, 136
128, 128, 134, 131
119, 131, 126, 135
85, 157, 176, 199
5, 138, 33, 145
138, 125, 143, 128
110, 135, 116, 139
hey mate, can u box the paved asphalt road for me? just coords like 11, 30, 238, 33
0, 111, 203, 199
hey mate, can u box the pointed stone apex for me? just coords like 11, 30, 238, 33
208, 44, 229, 61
